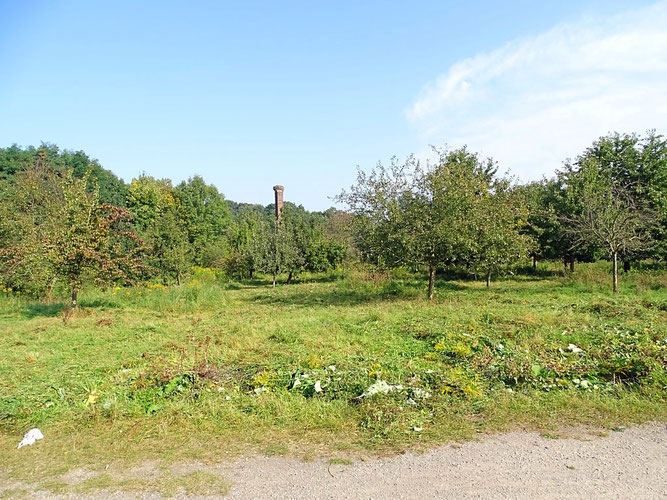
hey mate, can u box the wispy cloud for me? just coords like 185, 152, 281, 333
407, 1, 667, 180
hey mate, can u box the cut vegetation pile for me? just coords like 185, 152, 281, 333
0, 263, 665, 492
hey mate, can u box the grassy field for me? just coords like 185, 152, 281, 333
0, 263, 665, 493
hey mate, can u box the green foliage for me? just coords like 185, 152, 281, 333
125, 175, 192, 284
639, 131, 667, 258
174, 176, 230, 265
0, 162, 145, 304
559, 131, 666, 261
126, 175, 177, 231
251, 218, 299, 285
558, 134, 661, 292
223, 205, 265, 278
0, 143, 128, 206
515, 179, 574, 263
279, 203, 344, 278
224, 203, 344, 282
467, 177, 532, 284
338, 147, 533, 297
148, 209, 191, 285
44, 170, 146, 305
1, 133, 662, 305
0, 159, 60, 296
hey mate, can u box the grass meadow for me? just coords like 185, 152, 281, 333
0, 262, 665, 493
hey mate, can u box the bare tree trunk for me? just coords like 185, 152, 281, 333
249, 268, 254, 279
177, 272, 181, 287
71, 288, 78, 309
612, 252, 618, 293
532, 255, 537, 271
486, 270, 491, 287
287, 271, 293, 284
623, 260, 630, 273
427, 265, 435, 300
569, 255, 575, 273
272, 274, 276, 288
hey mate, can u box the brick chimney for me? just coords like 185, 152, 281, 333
273, 185, 284, 221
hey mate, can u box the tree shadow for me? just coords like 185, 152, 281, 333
290, 274, 343, 285
243, 279, 468, 308
226, 279, 272, 290
20, 296, 123, 318
21, 302, 64, 318
436, 281, 468, 291
245, 288, 392, 307
78, 297, 123, 309
229, 273, 342, 290
514, 267, 566, 279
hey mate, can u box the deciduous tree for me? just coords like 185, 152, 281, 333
564, 159, 655, 292
338, 147, 530, 299
44, 170, 146, 307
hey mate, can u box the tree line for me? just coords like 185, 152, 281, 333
0, 130, 664, 303
0, 144, 345, 305
338, 131, 665, 296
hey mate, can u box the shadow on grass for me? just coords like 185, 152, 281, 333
78, 297, 124, 309
21, 302, 64, 318
247, 289, 379, 307
514, 267, 566, 280
244, 279, 468, 307
226, 279, 273, 290
290, 274, 343, 285
21, 296, 124, 318
228, 273, 342, 290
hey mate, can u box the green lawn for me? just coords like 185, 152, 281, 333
1, 263, 665, 489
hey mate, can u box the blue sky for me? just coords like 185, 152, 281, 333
1, 0, 664, 210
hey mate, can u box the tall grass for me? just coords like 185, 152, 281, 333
0, 262, 664, 488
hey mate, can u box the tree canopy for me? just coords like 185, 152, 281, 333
338, 147, 532, 298
0, 131, 664, 297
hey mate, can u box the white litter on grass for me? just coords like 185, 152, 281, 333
413, 427, 423, 432
314, 381, 323, 393
410, 387, 431, 400
567, 343, 583, 353
360, 380, 403, 397
17, 428, 43, 449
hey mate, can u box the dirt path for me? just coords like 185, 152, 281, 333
5, 423, 666, 499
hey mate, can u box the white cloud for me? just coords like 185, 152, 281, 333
407, 1, 667, 180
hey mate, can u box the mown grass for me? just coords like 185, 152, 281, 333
0, 262, 665, 494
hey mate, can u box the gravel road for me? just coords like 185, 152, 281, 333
4, 423, 666, 499
221, 423, 666, 499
